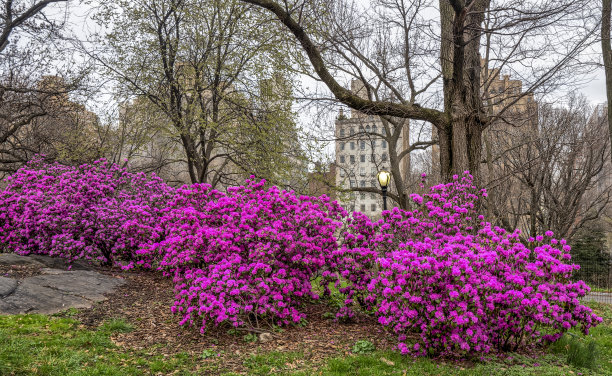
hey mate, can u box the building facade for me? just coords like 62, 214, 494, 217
334, 80, 410, 214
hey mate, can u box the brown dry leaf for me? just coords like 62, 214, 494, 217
380, 357, 395, 366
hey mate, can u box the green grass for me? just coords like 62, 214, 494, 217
0, 315, 200, 375
1, 303, 612, 375
241, 351, 308, 375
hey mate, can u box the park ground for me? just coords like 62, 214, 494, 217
1, 264, 612, 376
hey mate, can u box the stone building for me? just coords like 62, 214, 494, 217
334, 80, 410, 214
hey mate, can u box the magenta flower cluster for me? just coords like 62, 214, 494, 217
0, 157, 173, 267
0, 160, 601, 357
325, 173, 602, 356
146, 179, 347, 332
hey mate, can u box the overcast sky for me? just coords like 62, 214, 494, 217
62, 1, 609, 114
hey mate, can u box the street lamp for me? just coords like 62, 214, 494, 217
377, 170, 391, 211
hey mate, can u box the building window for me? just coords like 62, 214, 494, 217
350, 142, 355, 150
372, 125, 377, 133
370, 193, 376, 199
360, 154, 366, 163
382, 153, 388, 161
371, 140, 376, 148
340, 155, 345, 163
340, 169, 345, 177
360, 167, 366, 176
361, 141, 366, 150
370, 154, 375, 162
371, 203, 376, 211
360, 193, 365, 199
361, 204, 366, 212
340, 142, 345, 151
371, 180, 376, 187
350, 180, 356, 188
350, 155, 355, 164
371, 167, 376, 176
366, 125, 371, 132
382, 140, 387, 148
350, 127, 354, 136
340, 128, 345, 137
360, 180, 366, 188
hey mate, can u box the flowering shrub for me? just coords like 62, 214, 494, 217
0, 161, 601, 358
0, 157, 173, 267
327, 173, 602, 357
149, 179, 347, 332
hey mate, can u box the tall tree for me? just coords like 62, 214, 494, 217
485, 96, 611, 240
0, 0, 95, 174
602, 0, 612, 164
240, 0, 596, 181
0, 0, 67, 54
91, 0, 305, 189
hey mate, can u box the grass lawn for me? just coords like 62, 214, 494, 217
1, 303, 611, 375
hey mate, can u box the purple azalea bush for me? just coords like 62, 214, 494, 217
0, 157, 173, 267
326, 173, 602, 357
150, 179, 347, 332
0, 160, 601, 358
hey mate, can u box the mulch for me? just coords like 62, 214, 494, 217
64, 267, 398, 374
0, 263, 43, 279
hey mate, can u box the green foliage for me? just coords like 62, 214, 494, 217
99, 318, 134, 334
200, 348, 219, 359
567, 338, 599, 369
93, 0, 306, 188
297, 318, 309, 328
570, 224, 612, 288
243, 332, 258, 343
352, 340, 376, 354
0, 315, 199, 375
242, 351, 305, 376
1, 303, 611, 375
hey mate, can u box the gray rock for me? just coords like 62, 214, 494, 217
259, 332, 273, 343
29, 255, 92, 270
0, 276, 17, 297
0, 280, 92, 315
0, 253, 93, 270
0, 256, 125, 315
26, 269, 124, 302
0, 253, 45, 267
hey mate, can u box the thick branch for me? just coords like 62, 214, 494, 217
602, 0, 612, 164
0, 0, 67, 53
240, 0, 445, 127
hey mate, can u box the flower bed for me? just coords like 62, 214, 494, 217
326, 173, 602, 357
0, 162, 601, 357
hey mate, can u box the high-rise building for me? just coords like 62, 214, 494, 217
334, 80, 410, 214
431, 62, 538, 179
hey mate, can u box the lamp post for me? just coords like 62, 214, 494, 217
377, 170, 391, 211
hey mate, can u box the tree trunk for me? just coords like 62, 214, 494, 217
602, 0, 612, 164
438, 0, 488, 180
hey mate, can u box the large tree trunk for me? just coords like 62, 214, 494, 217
438, 0, 488, 180
602, 0, 612, 164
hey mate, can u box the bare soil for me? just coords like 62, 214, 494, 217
65, 268, 398, 373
